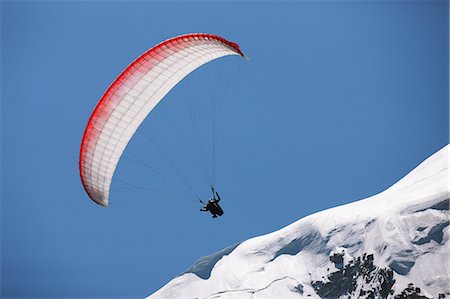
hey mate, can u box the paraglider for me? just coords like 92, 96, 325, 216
79, 33, 247, 208
200, 188, 224, 218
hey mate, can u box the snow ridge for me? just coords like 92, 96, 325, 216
147, 145, 449, 299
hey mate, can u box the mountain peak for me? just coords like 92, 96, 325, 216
148, 145, 449, 298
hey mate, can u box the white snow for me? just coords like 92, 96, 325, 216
147, 145, 449, 299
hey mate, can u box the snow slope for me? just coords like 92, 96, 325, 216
147, 145, 449, 298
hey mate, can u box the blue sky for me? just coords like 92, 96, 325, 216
1, 1, 448, 298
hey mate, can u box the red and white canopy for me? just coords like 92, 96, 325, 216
79, 33, 246, 206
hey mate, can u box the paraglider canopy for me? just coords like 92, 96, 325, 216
79, 33, 247, 207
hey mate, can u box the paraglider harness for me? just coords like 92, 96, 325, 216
200, 187, 224, 218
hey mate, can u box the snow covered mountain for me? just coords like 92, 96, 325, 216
147, 145, 449, 299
